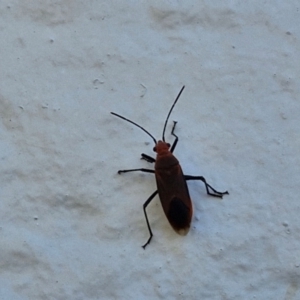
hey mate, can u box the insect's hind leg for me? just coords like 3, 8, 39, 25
142, 190, 158, 249
184, 175, 229, 198
170, 121, 178, 153
118, 168, 154, 174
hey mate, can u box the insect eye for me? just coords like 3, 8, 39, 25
153, 146, 157, 152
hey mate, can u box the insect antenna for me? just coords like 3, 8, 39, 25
162, 86, 185, 142
111, 112, 157, 145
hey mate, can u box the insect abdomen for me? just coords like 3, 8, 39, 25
168, 197, 191, 235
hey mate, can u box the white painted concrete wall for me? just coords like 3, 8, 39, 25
1, 1, 300, 299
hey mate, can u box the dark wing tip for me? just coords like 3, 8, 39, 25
167, 197, 192, 234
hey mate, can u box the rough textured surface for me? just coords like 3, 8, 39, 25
1, 1, 300, 299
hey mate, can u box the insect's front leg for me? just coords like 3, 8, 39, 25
184, 175, 229, 198
170, 121, 178, 153
118, 168, 155, 174
141, 153, 156, 163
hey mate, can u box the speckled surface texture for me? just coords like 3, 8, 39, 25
1, 1, 300, 299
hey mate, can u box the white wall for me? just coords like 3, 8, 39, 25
1, 1, 300, 299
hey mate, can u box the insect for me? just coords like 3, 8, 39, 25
111, 86, 228, 249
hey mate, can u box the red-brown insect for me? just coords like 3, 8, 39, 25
111, 86, 228, 249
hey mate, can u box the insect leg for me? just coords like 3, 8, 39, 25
170, 121, 178, 153
184, 175, 229, 198
141, 153, 156, 163
118, 168, 154, 174
142, 190, 158, 249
